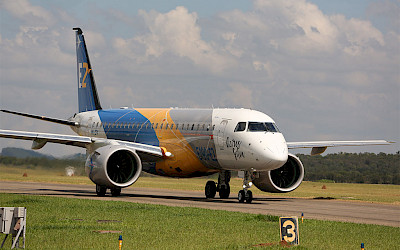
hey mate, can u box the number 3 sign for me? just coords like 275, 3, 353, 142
279, 217, 299, 245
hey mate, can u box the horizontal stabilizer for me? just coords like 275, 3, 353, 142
1, 109, 78, 127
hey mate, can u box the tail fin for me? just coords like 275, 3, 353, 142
73, 27, 102, 113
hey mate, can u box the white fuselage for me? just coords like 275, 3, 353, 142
70, 108, 289, 175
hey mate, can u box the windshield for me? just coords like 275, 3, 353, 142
234, 122, 247, 132
248, 122, 280, 133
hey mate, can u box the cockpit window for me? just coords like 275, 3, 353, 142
248, 122, 280, 133
234, 122, 247, 132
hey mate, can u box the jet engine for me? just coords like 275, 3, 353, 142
85, 145, 142, 188
252, 153, 304, 193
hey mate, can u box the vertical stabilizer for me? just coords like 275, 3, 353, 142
73, 27, 102, 112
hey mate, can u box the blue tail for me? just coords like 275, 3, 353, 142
73, 28, 102, 113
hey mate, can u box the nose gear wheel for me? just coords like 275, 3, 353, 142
238, 170, 254, 203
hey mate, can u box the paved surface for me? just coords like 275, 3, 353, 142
1, 181, 399, 227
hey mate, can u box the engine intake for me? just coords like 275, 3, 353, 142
252, 153, 304, 193
85, 145, 142, 188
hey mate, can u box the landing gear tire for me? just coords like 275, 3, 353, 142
96, 185, 107, 197
205, 181, 217, 198
111, 187, 121, 197
238, 190, 246, 203
219, 184, 230, 199
238, 190, 253, 203
245, 190, 253, 203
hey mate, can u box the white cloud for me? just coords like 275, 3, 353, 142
331, 15, 385, 56
114, 6, 234, 73
2, 0, 54, 25
220, 82, 254, 108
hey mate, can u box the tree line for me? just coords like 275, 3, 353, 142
298, 152, 399, 185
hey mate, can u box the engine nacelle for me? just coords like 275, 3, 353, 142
252, 153, 304, 193
85, 145, 142, 188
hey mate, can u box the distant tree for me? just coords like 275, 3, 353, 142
298, 152, 399, 185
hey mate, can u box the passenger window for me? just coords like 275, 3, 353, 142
171, 124, 174, 129
187, 124, 190, 130
166, 123, 169, 129
160, 123, 164, 129
155, 123, 158, 129
197, 124, 200, 130
234, 122, 246, 132
191, 124, 195, 130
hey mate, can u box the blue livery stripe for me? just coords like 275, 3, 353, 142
98, 109, 159, 146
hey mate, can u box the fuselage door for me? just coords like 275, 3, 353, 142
217, 120, 228, 150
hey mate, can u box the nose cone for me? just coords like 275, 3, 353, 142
256, 133, 288, 170
265, 142, 288, 169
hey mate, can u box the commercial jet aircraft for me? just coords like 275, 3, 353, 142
0, 28, 392, 203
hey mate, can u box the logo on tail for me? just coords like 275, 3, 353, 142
79, 62, 90, 88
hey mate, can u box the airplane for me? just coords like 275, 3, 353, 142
0, 28, 393, 203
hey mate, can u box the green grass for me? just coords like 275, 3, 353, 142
0, 193, 398, 249
1, 164, 400, 204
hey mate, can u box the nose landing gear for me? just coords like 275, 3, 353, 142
238, 171, 253, 203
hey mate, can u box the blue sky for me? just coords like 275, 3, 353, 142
1, 0, 399, 156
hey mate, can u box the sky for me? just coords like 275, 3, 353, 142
0, 0, 399, 157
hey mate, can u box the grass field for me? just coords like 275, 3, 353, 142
1, 193, 399, 249
1, 164, 400, 204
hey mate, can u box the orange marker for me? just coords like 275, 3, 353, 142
119, 235, 122, 250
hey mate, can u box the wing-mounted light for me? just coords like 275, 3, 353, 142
161, 147, 173, 158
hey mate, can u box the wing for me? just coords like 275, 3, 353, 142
0, 129, 165, 160
287, 140, 393, 155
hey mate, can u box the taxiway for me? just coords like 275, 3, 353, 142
1, 181, 399, 227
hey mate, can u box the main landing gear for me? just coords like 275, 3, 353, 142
205, 170, 231, 199
238, 171, 253, 203
96, 184, 121, 197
